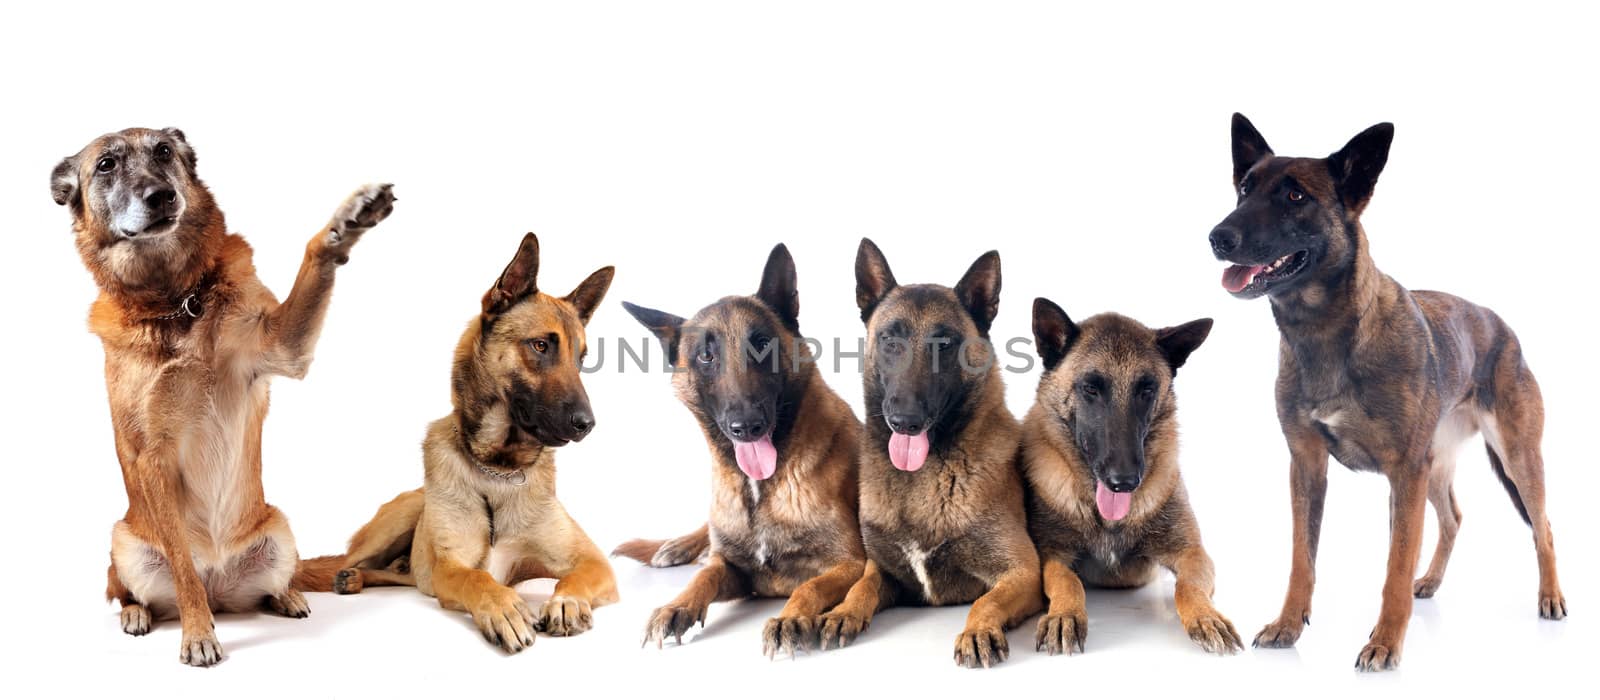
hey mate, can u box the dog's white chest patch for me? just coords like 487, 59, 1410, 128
902, 543, 937, 602
486, 541, 520, 584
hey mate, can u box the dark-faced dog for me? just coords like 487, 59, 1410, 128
1022, 300, 1240, 656
329, 233, 619, 654
818, 239, 1041, 669
52, 127, 394, 666
618, 244, 866, 658
1211, 114, 1566, 670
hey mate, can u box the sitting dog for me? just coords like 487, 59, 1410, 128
818, 239, 1041, 669
330, 233, 618, 654
1021, 299, 1239, 656
1211, 114, 1567, 670
50, 127, 394, 666
618, 244, 866, 658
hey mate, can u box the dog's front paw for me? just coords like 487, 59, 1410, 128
1035, 609, 1087, 656
179, 630, 224, 667
642, 602, 706, 649
818, 610, 869, 651
1540, 591, 1568, 620
540, 595, 593, 637
762, 614, 819, 659
325, 183, 396, 253
1185, 610, 1242, 655
1252, 614, 1306, 649
1354, 641, 1400, 672
120, 603, 151, 636
472, 589, 537, 654
953, 624, 1010, 669
266, 589, 311, 619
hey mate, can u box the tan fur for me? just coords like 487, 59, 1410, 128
55, 128, 394, 666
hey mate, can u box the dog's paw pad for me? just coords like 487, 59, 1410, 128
327, 183, 396, 243
334, 568, 364, 595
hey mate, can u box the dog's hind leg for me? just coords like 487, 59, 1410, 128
612, 523, 709, 568
107, 562, 151, 636
334, 566, 416, 595
1481, 364, 1565, 619
1414, 450, 1462, 598
334, 489, 426, 595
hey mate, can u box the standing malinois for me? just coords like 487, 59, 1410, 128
329, 233, 618, 654
617, 244, 865, 658
819, 239, 1041, 669
1211, 114, 1567, 670
51, 127, 394, 666
1021, 300, 1240, 656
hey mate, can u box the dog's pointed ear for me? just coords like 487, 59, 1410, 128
1328, 122, 1394, 215
1231, 113, 1274, 188
161, 127, 198, 169
563, 266, 615, 326
622, 301, 686, 365
854, 238, 898, 322
1154, 318, 1214, 376
955, 250, 1002, 335
755, 243, 800, 332
483, 233, 541, 319
1032, 297, 1079, 372
51, 155, 80, 209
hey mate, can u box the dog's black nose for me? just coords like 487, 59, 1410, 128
727, 418, 768, 440
144, 187, 178, 212
569, 410, 594, 439
1105, 474, 1141, 493
1209, 226, 1241, 257
887, 414, 926, 435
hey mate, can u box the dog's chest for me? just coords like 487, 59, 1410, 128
863, 522, 995, 606
1308, 402, 1382, 473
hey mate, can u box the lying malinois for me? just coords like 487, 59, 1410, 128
1022, 299, 1240, 656
818, 239, 1041, 669
50, 127, 394, 666
1211, 114, 1567, 670
329, 233, 618, 654
618, 244, 865, 658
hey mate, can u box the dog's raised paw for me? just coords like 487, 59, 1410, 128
540, 595, 593, 637
120, 603, 151, 636
762, 615, 818, 659
267, 589, 311, 619
642, 603, 705, 649
326, 183, 396, 247
1186, 612, 1242, 655
1354, 641, 1399, 672
818, 610, 868, 651
1035, 609, 1087, 656
333, 568, 364, 595
179, 631, 224, 667
953, 624, 1010, 669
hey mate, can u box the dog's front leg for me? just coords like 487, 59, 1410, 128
954, 559, 1044, 669
1035, 556, 1088, 655
1164, 545, 1242, 654
131, 448, 220, 666
818, 559, 897, 650
261, 184, 395, 377
762, 558, 866, 658
432, 556, 538, 654
1254, 426, 1329, 648
642, 554, 749, 648
1355, 472, 1429, 671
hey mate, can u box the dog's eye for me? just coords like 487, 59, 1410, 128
155, 144, 173, 161
697, 348, 715, 364
1138, 384, 1157, 400
526, 339, 549, 354
1287, 189, 1305, 203
96, 157, 116, 173
750, 334, 772, 351
1079, 384, 1100, 400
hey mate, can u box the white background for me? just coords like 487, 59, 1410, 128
1, 1, 1594, 697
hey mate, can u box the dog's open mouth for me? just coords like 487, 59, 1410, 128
1221, 250, 1307, 295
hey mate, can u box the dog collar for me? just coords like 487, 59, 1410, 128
455, 425, 529, 486
139, 271, 216, 323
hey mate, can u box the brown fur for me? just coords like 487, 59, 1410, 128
620, 244, 865, 658
819, 239, 1041, 669
1215, 115, 1565, 671
54, 127, 394, 666
1021, 304, 1240, 656
333, 234, 620, 654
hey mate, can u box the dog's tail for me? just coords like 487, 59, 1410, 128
612, 523, 710, 568
1485, 444, 1533, 526
292, 555, 347, 593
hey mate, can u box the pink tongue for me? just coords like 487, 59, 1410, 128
1096, 481, 1133, 521
888, 432, 930, 472
1222, 264, 1265, 293
733, 435, 778, 480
